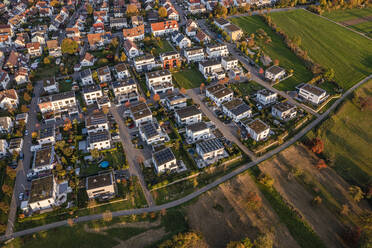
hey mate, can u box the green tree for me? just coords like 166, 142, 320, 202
324, 68, 335, 81
91, 149, 100, 159
86, 4, 93, 15
254, 233, 274, 248
349, 186, 364, 202
61, 38, 78, 55
23, 92, 31, 102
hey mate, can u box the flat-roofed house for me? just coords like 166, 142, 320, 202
265, 65, 285, 82
145, 70, 174, 94
86, 172, 116, 199
221, 56, 238, 71
80, 68, 94, 86
32, 146, 56, 173
214, 18, 229, 29
299, 83, 327, 105
222, 98, 252, 122
9, 138, 23, 153
129, 102, 153, 126
244, 118, 270, 141
224, 24, 243, 41
159, 51, 180, 69
196, 138, 225, 160
206, 84, 233, 106
271, 102, 297, 121
175, 105, 202, 125
97, 66, 111, 83
152, 147, 177, 174
199, 60, 225, 80
82, 85, 103, 105
0, 116, 13, 133
165, 93, 187, 110
206, 44, 228, 58
80, 52, 95, 67
38, 91, 77, 117
85, 109, 109, 134
38, 125, 56, 145
0, 139, 8, 158
87, 130, 111, 151
256, 89, 277, 106
186, 121, 211, 143
114, 63, 130, 80
43, 77, 59, 93
0, 89, 19, 110
183, 47, 204, 63
28, 175, 57, 211
26, 42, 42, 57
134, 55, 156, 72
112, 78, 139, 103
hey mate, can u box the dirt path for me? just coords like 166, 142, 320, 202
259, 147, 348, 248
113, 227, 167, 248
341, 15, 372, 26
84, 219, 161, 233
186, 173, 299, 248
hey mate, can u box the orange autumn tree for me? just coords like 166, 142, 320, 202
63, 118, 72, 131
315, 159, 327, 169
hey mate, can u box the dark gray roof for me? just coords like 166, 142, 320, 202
39, 125, 55, 139
273, 102, 295, 112
89, 130, 110, 143
200, 59, 220, 68
257, 89, 276, 97
86, 172, 113, 190
176, 106, 201, 119
187, 122, 208, 132
34, 146, 54, 168
153, 147, 175, 166
40, 91, 75, 103
197, 138, 224, 154
214, 18, 229, 26
146, 69, 171, 79
80, 68, 92, 78
140, 122, 159, 139
29, 175, 54, 203
300, 83, 326, 96
266, 65, 285, 75
82, 84, 101, 94
86, 111, 107, 126
112, 78, 136, 88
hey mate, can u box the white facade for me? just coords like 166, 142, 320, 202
38, 91, 77, 114
199, 60, 225, 80
0, 139, 8, 158
186, 123, 211, 143
28, 175, 57, 212
265, 66, 286, 81
299, 84, 327, 105
206, 85, 234, 107
175, 106, 202, 125
88, 131, 111, 151
83, 87, 103, 105
183, 47, 204, 63
206, 44, 229, 58
245, 119, 270, 142
271, 102, 297, 121
152, 148, 177, 174
134, 56, 156, 72
256, 89, 277, 106
221, 57, 238, 70
146, 70, 174, 94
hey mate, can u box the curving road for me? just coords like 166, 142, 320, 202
1, 74, 370, 242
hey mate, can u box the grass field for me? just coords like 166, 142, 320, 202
231, 15, 313, 91
322, 7, 372, 21
173, 67, 205, 89
269, 9, 372, 90
308, 80, 372, 187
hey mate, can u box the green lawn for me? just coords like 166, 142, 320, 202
351, 21, 372, 34
322, 7, 372, 21
235, 81, 264, 95
173, 67, 205, 89
308, 80, 372, 187
231, 15, 313, 91
269, 9, 372, 90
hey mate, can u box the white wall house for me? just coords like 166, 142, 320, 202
38, 91, 77, 114
196, 138, 225, 161
271, 102, 297, 121
222, 98, 252, 122
134, 55, 157, 72
152, 147, 177, 174
87, 130, 111, 151
129, 102, 153, 127
186, 122, 211, 143
265, 65, 286, 82
145, 70, 174, 94
0, 116, 13, 133
85, 110, 109, 134
206, 44, 229, 58
111, 79, 139, 104
245, 119, 270, 142
32, 146, 56, 173
256, 89, 277, 106
183, 47, 204, 63
114, 63, 130, 80
199, 60, 225, 80
28, 175, 58, 211
80, 69, 94, 86
0, 139, 8, 158
172, 33, 191, 49
206, 84, 234, 107
299, 84, 328, 105
38, 125, 56, 145
43, 77, 59, 94
82, 85, 103, 105
97, 66, 111, 83
139, 122, 165, 145
165, 93, 187, 110
221, 56, 238, 71
175, 106, 202, 125
86, 172, 116, 200
123, 39, 140, 59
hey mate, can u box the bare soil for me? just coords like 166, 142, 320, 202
114, 227, 167, 248
341, 16, 372, 25
186, 173, 299, 248
259, 145, 351, 248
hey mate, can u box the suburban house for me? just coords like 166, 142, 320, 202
80, 52, 96, 67
80, 69, 94, 86
43, 77, 59, 93
189, 4, 206, 14
199, 60, 225, 80
85, 110, 109, 134
145, 70, 174, 94
131, 16, 143, 26
196, 138, 225, 161
129, 102, 153, 126
185, 20, 198, 37
28, 175, 58, 211
97, 66, 112, 83
82, 85, 103, 105
151, 20, 179, 36
298, 83, 328, 105
224, 24, 243, 41
139, 122, 166, 145
271, 102, 297, 121
14, 67, 29, 85
159, 51, 180, 69
256, 89, 277, 106
8, 138, 23, 154
32, 146, 56, 173
86, 172, 116, 200
175, 105, 202, 125
87, 32, 112, 50
152, 147, 177, 174
114, 63, 130, 80
164, 93, 187, 110
244, 118, 270, 141
122, 24, 145, 41
134, 55, 157, 72
38, 91, 78, 119
186, 121, 211, 143
195, 29, 211, 44
214, 18, 229, 29
222, 98, 252, 122
46, 40, 61, 57
0, 89, 19, 110
112, 78, 139, 104
172, 33, 191, 49
221, 56, 238, 70
183, 47, 204, 63
87, 130, 111, 151
110, 17, 127, 29
26, 42, 42, 57
0, 69, 10, 89
206, 44, 229, 58
265, 65, 286, 82
0, 139, 8, 158
0, 116, 13, 133
38, 125, 56, 145
206, 84, 234, 106
123, 39, 139, 58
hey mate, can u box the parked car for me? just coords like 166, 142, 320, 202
18, 192, 24, 201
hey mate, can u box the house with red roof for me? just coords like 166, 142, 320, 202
151, 20, 178, 37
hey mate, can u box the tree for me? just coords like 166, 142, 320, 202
245, 191, 262, 211
86, 4, 93, 15
310, 138, 324, 154
43, 57, 50, 65
2, 184, 12, 196
0, 202, 9, 213
139, 97, 146, 103
324, 68, 335, 81
258, 173, 274, 188
23, 92, 31, 102
200, 83, 205, 93
254, 232, 274, 248
349, 186, 364, 202
315, 159, 327, 169
227, 238, 253, 248
340, 204, 350, 216
153, 94, 160, 102
110, 37, 119, 48
26, 82, 33, 92
120, 52, 127, 62
273, 59, 279, 66
214, 3, 228, 18
146, 91, 151, 98
91, 149, 100, 160
20, 105, 29, 113
61, 38, 78, 55
158, 232, 203, 248
63, 119, 72, 131
312, 196, 322, 205
158, 7, 167, 18
180, 88, 187, 94
126, 4, 138, 15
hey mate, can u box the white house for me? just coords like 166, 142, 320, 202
206, 44, 229, 58
151, 20, 179, 37
183, 47, 204, 63
86, 172, 116, 200
134, 55, 157, 72
152, 147, 177, 174
265, 65, 286, 82
271, 102, 297, 121
111, 78, 139, 104
206, 84, 234, 107
0, 139, 8, 158
0, 116, 13, 133
222, 98, 252, 122
0, 89, 19, 110
214, 18, 230, 29
114, 63, 130, 80
82, 85, 103, 105
32, 146, 56, 173
245, 119, 270, 141
38, 125, 56, 145
139, 122, 165, 145
199, 60, 225, 80
14, 67, 29, 85
28, 175, 58, 211
43, 77, 59, 94
256, 89, 277, 106
0, 70, 10, 89
80, 69, 94, 86
87, 130, 111, 151
165, 93, 187, 110
97, 66, 112, 83
85, 110, 109, 134
38, 91, 77, 116
172, 33, 191, 49
175, 106, 202, 125
196, 138, 225, 160
8, 138, 23, 154
299, 83, 328, 105
123, 39, 140, 59
221, 56, 239, 71
145, 70, 174, 94
186, 122, 211, 143
80, 53, 95, 67
129, 102, 153, 127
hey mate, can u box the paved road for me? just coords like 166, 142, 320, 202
1, 74, 371, 244
5, 81, 43, 237
187, 88, 257, 160
109, 106, 155, 207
